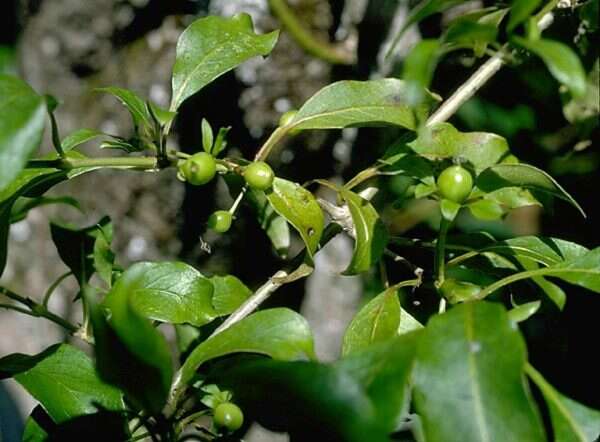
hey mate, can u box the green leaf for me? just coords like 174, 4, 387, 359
50, 217, 111, 286
527, 364, 600, 442
539, 248, 600, 293
287, 79, 439, 132
408, 122, 509, 174
476, 163, 585, 216
246, 185, 291, 257
337, 331, 422, 433
96, 87, 151, 129
508, 300, 541, 323
266, 178, 324, 258
107, 261, 216, 327
413, 302, 545, 442
171, 14, 279, 110
91, 285, 173, 413
213, 358, 388, 442
10, 196, 81, 223
444, 21, 498, 49
93, 220, 115, 287
61, 128, 104, 152
562, 59, 599, 124
210, 275, 252, 316
0, 344, 125, 423
177, 308, 315, 393
342, 287, 401, 356
507, 0, 541, 32
440, 198, 461, 221
467, 199, 504, 220
512, 37, 586, 97
0, 74, 46, 191
339, 189, 388, 275
403, 40, 440, 106
201, 118, 213, 153
22, 406, 49, 442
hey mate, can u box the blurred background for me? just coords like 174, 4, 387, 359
0, 0, 598, 440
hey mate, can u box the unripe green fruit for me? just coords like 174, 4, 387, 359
244, 161, 274, 191
437, 165, 473, 203
214, 402, 244, 431
208, 210, 233, 233
279, 110, 298, 127
180, 152, 216, 186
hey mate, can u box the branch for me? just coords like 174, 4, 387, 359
27, 156, 161, 170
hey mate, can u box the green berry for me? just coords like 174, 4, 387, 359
208, 210, 233, 233
180, 152, 216, 186
437, 165, 473, 203
279, 109, 298, 127
244, 161, 274, 191
214, 402, 244, 431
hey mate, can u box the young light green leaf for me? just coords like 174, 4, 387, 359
93, 220, 115, 287
476, 163, 585, 217
61, 128, 104, 152
507, 0, 541, 32
286, 79, 439, 132
266, 178, 324, 258
339, 189, 388, 275
171, 14, 279, 110
107, 261, 217, 327
201, 118, 214, 153
342, 287, 401, 356
0, 344, 125, 423
563, 59, 599, 124
210, 275, 252, 316
508, 300, 541, 323
408, 122, 509, 173
413, 302, 545, 442
403, 40, 440, 106
512, 37, 586, 97
440, 199, 461, 221
96, 87, 151, 128
468, 199, 504, 221
337, 331, 422, 433
526, 364, 600, 442
0, 74, 46, 191
176, 308, 315, 394
444, 21, 498, 49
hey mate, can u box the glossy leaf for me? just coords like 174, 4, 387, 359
338, 331, 422, 433
440, 198, 461, 221
539, 248, 600, 293
50, 217, 111, 286
0, 344, 125, 423
408, 123, 509, 173
512, 37, 586, 97
214, 358, 388, 441
476, 163, 585, 216
97, 87, 151, 128
92, 285, 173, 413
246, 185, 291, 257
61, 128, 104, 152
210, 275, 252, 316
507, 0, 541, 32
177, 308, 315, 392
527, 364, 600, 442
0, 74, 46, 191
287, 79, 438, 132
413, 302, 545, 442
171, 14, 279, 110
339, 189, 388, 275
107, 261, 217, 326
342, 287, 401, 356
468, 198, 504, 220
403, 40, 440, 106
508, 301, 541, 323
201, 118, 213, 153
266, 178, 324, 257
93, 220, 115, 287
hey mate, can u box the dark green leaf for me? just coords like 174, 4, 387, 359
171, 14, 279, 110
177, 308, 315, 393
339, 188, 388, 275
287, 79, 439, 132
403, 40, 440, 106
10, 196, 81, 224
408, 122, 509, 173
0, 344, 125, 423
512, 37, 586, 97
507, 0, 541, 32
214, 358, 388, 442
50, 217, 111, 285
266, 178, 324, 258
337, 331, 422, 433
342, 287, 401, 356
0, 74, 46, 191
476, 163, 585, 216
210, 275, 252, 316
91, 285, 173, 413
414, 302, 545, 442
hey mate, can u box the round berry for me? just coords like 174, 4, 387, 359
244, 161, 274, 191
214, 402, 244, 431
179, 152, 216, 186
208, 210, 233, 233
437, 165, 473, 203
